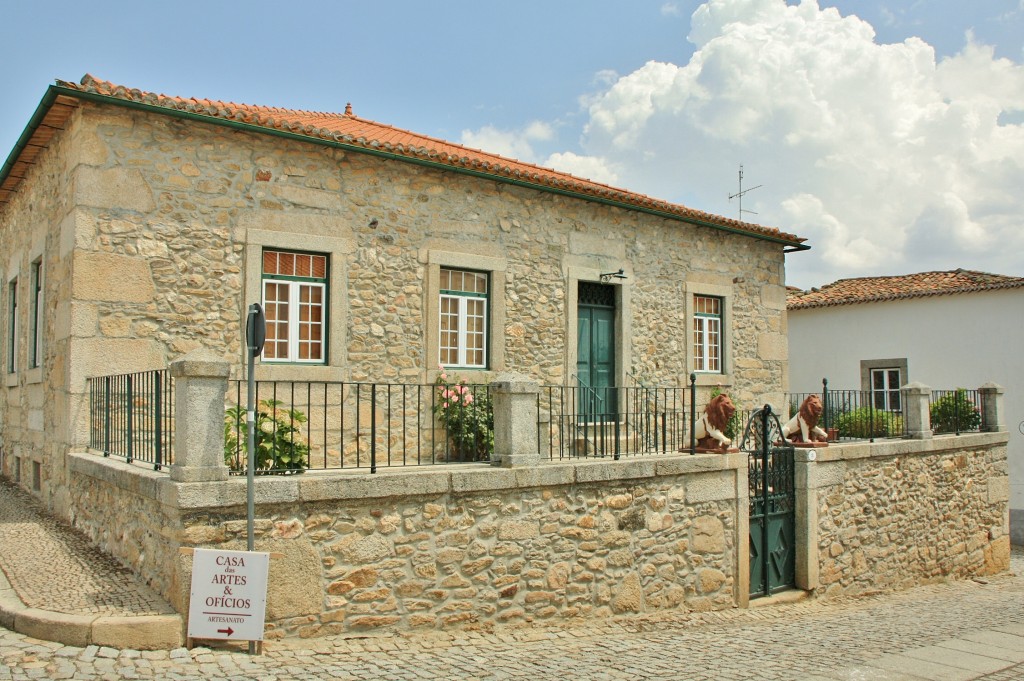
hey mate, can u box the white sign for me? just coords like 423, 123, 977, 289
187, 548, 270, 641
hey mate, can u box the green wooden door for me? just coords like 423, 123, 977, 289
577, 287, 616, 421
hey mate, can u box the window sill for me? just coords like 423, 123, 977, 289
26, 367, 42, 385
4, 373, 17, 389
431, 368, 499, 385
693, 372, 733, 388
254, 364, 346, 383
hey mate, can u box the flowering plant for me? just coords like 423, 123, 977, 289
433, 368, 493, 461
224, 399, 309, 474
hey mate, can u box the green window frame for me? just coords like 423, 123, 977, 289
7, 278, 17, 374
30, 259, 42, 369
439, 268, 489, 369
261, 249, 328, 364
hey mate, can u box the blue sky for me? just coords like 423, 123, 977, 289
2, 0, 1022, 288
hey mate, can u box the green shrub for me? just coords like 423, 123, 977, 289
434, 370, 493, 461
930, 389, 981, 434
834, 406, 903, 439
224, 399, 309, 474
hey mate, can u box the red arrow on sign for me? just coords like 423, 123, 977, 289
217, 627, 234, 636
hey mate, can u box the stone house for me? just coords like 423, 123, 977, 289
787, 270, 1024, 545
0, 77, 1010, 642
0, 75, 806, 509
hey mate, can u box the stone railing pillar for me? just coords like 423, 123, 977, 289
169, 349, 230, 482
979, 382, 1005, 432
902, 382, 932, 440
490, 373, 540, 468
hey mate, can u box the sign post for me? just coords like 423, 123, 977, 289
244, 303, 265, 554
186, 548, 270, 649
244, 304, 265, 653
184, 306, 272, 654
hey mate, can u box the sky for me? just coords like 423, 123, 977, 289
1, 0, 1022, 289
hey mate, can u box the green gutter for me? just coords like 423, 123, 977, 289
3, 84, 811, 252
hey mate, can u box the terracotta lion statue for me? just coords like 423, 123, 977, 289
693, 394, 736, 451
782, 395, 829, 444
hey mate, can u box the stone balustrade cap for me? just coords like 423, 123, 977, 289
170, 348, 231, 378
490, 372, 538, 393
979, 382, 1004, 392
900, 381, 931, 393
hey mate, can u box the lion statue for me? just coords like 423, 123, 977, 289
693, 393, 736, 451
782, 395, 829, 444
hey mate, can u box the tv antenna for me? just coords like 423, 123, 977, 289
728, 165, 762, 220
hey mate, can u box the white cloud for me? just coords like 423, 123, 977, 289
661, 2, 684, 17
544, 152, 620, 185
567, 0, 1024, 288
459, 121, 554, 162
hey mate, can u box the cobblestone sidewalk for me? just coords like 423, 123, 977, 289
1, 544, 1021, 680
0, 480, 173, 617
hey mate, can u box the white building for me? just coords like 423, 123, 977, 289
787, 270, 1024, 545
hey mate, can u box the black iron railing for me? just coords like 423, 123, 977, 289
540, 385, 689, 459
929, 388, 983, 434
86, 366, 995, 476
788, 381, 989, 441
88, 370, 173, 470
787, 388, 906, 442
225, 380, 492, 474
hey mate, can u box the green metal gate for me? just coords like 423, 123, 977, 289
741, 405, 796, 598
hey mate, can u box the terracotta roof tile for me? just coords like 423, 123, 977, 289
787, 269, 1024, 310
2, 74, 805, 247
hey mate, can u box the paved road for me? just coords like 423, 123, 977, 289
1, 547, 1022, 680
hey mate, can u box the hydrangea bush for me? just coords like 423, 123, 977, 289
224, 399, 309, 474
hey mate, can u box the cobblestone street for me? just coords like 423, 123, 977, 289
2, 548, 1021, 680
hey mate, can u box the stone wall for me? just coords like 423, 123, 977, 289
0, 101, 80, 510
65, 452, 745, 638
799, 433, 1011, 597
60, 430, 1009, 640
65, 456, 185, 602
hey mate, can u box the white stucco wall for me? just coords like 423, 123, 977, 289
787, 288, 1024, 544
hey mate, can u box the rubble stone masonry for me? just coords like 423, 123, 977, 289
62, 431, 1009, 639
802, 433, 1010, 598
66, 453, 745, 638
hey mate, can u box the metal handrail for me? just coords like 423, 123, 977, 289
572, 372, 605, 410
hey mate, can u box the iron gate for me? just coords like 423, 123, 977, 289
741, 405, 796, 598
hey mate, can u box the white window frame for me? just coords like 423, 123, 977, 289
261, 250, 328, 364
871, 367, 902, 412
693, 295, 723, 373
439, 268, 489, 369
